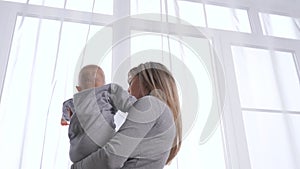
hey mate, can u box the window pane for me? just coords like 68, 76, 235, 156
131, 0, 175, 15
168, 128, 226, 169
94, 0, 113, 15
4, 0, 113, 14
44, 0, 65, 8
2, 0, 27, 3
259, 13, 300, 40
0, 16, 40, 169
176, 1, 205, 27
130, 0, 205, 27
0, 16, 111, 169
206, 4, 251, 33
243, 111, 300, 169
29, 0, 64, 8
66, 0, 94, 13
30, 0, 113, 15
231, 46, 300, 111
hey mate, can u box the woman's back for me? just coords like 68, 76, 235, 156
120, 95, 176, 169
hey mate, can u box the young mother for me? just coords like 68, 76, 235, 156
71, 62, 182, 169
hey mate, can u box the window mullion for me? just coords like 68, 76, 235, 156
0, 1, 17, 104
293, 48, 300, 89
216, 36, 252, 169
111, 0, 130, 78
247, 8, 263, 35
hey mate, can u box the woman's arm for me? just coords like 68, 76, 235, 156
71, 96, 166, 169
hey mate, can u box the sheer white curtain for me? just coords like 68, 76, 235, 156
0, 0, 300, 169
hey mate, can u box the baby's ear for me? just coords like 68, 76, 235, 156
76, 86, 82, 92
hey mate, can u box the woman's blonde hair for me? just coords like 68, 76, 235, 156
128, 62, 182, 164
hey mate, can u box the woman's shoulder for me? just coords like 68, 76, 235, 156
136, 95, 167, 107
131, 95, 172, 117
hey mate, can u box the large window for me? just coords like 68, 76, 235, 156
0, 0, 300, 169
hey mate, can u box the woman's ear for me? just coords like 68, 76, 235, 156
76, 86, 82, 92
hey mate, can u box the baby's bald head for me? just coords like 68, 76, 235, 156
77, 65, 105, 91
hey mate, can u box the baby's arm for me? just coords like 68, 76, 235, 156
61, 99, 74, 126
107, 83, 137, 112
72, 84, 136, 146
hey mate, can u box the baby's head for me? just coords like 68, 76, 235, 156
76, 64, 105, 92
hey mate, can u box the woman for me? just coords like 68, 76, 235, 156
71, 62, 182, 169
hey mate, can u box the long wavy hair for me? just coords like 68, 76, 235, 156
128, 62, 182, 164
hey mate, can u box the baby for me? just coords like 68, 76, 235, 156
60, 64, 136, 162
60, 64, 106, 126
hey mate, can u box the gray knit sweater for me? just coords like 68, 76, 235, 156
71, 85, 176, 169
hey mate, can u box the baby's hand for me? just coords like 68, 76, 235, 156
61, 118, 69, 126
